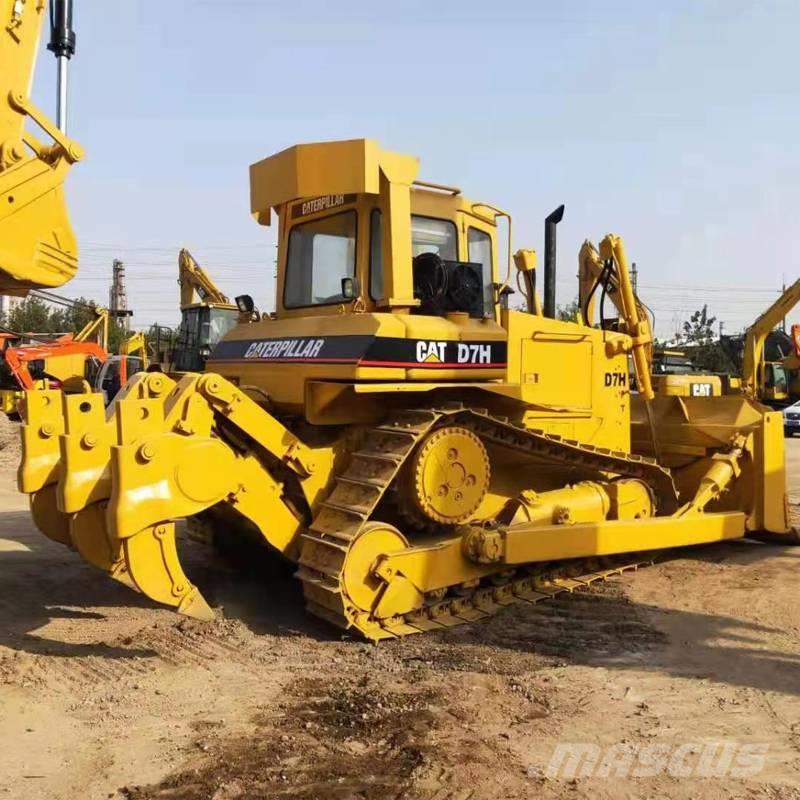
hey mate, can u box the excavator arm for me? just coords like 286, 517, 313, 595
742, 277, 800, 399
74, 307, 108, 348
178, 248, 231, 307
0, 0, 82, 293
120, 331, 148, 369
31, 289, 108, 350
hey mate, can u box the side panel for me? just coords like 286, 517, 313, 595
208, 312, 508, 411
504, 310, 631, 452
520, 337, 593, 410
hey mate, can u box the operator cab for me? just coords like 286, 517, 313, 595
279, 190, 499, 320
173, 304, 240, 372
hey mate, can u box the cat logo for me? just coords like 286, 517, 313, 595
416, 341, 446, 363
691, 382, 713, 397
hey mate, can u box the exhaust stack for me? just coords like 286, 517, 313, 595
543, 204, 565, 318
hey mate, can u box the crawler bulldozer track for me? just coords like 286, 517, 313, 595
297, 405, 677, 640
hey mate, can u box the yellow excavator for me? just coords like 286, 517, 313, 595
17, 139, 797, 640
172, 248, 240, 372
4, 4, 796, 641
119, 331, 148, 367
741, 278, 800, 407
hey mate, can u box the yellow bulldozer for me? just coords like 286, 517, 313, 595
3, 3, 796, 641
15, 139, 797, 640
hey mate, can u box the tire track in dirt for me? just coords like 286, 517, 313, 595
0, 614, 266, 696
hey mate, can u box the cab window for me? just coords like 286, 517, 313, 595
285, 211, 357, 308
411, 216, 457, 260
371, 213, 459, 302
468, 227, 494, 311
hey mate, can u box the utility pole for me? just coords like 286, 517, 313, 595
631, 262, 638, 294
109, 259, 132, 334
719, 321, 725, 339
782, 277, 787, 332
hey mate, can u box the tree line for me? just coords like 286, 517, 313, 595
0, 295, 128, 352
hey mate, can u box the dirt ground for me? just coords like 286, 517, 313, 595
2, 412, 800, 800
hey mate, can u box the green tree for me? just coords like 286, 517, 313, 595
107, 320, 127, 352
5, 295, 127, 351
7, 296, 56, 334
556, 298, 581, 322
679, 305, 736, 373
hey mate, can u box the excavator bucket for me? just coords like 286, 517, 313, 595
1, 0, 83, 292
0, 168, 79, 292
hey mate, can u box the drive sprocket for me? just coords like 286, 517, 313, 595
406, 426, 490, 525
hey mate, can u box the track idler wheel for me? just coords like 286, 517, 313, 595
342, 522, 411, 614
122, 522, 214, 621
333, 522, 425, 636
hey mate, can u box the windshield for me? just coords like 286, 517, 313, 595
767, 364, 788, 394
370, 214, 461, 303
285, 211, 357, 307
206, 308, 239, 348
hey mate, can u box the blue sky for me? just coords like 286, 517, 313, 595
29, 0, 800, 336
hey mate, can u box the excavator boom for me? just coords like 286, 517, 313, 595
178, 248, 232, 307
30, 289, 108, 350
742, 277, 800, 400
0, 0, 82, 293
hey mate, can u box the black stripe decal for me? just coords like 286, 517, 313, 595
210, 335, 507, 368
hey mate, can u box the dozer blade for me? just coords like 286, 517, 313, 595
122, 522, 214, 621
633, 394, 793, 537
29, 485, 71, 546
69, 503, 136, 590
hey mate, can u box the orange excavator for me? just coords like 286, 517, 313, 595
0, 292, 109, 414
